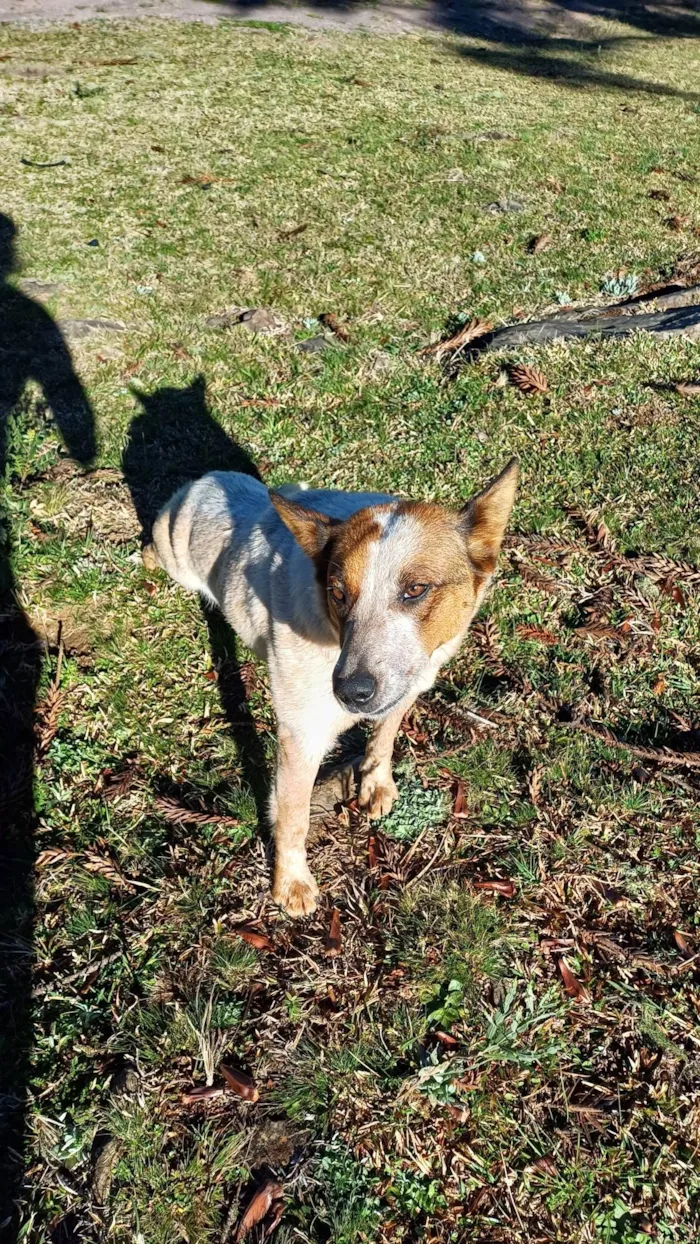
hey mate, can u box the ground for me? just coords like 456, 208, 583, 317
1, 9, 700, 1244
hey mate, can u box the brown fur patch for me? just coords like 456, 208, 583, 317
395, 503, 478, 652
326, 507, 386, 599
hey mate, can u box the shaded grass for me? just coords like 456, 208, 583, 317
0, 12, 699, 1244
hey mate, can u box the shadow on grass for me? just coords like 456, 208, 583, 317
206, 0, 700, 102
121, 376, 270, 828
0, 213, 96, 1241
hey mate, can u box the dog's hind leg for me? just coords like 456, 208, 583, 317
358, 701, 412, 819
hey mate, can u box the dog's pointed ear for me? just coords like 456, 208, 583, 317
460, 458, 519, 577
270, 492, 340, 559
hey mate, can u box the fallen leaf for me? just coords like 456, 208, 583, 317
574, 622, 626, 641
155, 796, 240, 829
473, 879, 516, 897
545, 176, 563, 192
558, 957, 589, 1001
420, 316, 493, 358
203, 669, 218, 682
435, 1030, 458, 1046
648, 188, 671, 201
143, 580, 157, 597
220, 1065, 259, 1102
515, 624, 558, 645
666, 214, 691, 231
653, 676, 666, 695
277, 223, 308, 240
318, 312, 350, 342
674, 381, 700, 396
674, 929, 690, 955
263, 1199, 285, 1239
528, 765, 544, 805
530, 1154, 558, 1177
91, 1137, 120, 1205
236, 1180, 284, 1242
350, 76, 371, 86
528, 232, 551, 254
83, 851, 134, 890
660, 577, 687, 608
235, 925, 275, 953
35, 848, 77, 869
508, 363, 548, 395
367, 835, 378, 869
181, 172, 217, 189
453, 780, 466, 816
182, 1085, 225, 1105
324, 907, 342, 957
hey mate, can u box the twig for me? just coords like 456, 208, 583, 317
560, 718, 700, 770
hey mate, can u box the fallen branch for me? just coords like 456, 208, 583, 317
560, 717, 700, 769
477, 301, 700, 352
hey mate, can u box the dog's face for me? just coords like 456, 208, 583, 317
271, 460, 518, 718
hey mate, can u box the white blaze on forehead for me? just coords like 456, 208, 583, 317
353, 507, 424, 612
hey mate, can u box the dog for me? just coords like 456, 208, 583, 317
144, 458, 518, 917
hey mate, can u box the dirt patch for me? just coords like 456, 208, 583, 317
0, 0, 604, 38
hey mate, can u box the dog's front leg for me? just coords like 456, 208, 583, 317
358, 701, 412, 819
271, 727, 325, 918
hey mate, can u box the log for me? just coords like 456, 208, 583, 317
477, 300, 700, 352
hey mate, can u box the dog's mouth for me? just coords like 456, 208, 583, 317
337, 691, 405, 721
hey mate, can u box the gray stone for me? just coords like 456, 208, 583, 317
59, 318, 126, 340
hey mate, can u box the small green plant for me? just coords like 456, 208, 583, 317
312, 1145, 382, 1243
601, 271, 639, 298
381, 780, 447, 842
475, 982, 568, 1072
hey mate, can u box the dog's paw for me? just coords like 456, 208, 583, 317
141, 542, 159, 571
272, 870, 320, 918
358, 773, 399, 819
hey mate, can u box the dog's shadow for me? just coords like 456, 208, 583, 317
121, 376, 269, 824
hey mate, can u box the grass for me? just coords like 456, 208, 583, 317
1, 11, 700, 1243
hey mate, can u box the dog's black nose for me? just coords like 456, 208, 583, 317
334, 671, 378, 712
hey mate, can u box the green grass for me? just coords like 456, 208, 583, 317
1, 13, 700, 1244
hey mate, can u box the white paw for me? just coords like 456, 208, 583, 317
358, 771, 399, 819
142, 542, 159, 570
272, 866, 320, 918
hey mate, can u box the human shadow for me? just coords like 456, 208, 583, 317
121, 376, 270, 826
0, 214, 96, 1239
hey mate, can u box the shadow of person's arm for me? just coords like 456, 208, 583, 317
29, 307, 97, 466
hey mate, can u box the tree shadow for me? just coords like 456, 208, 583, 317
205, 0, 700, 101
121, 376, 270, 827
0, 214, 96, 1240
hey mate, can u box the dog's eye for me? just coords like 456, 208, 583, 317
330, 583, 346, 605
403, 583, 430, 601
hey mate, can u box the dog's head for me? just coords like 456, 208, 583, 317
271, 459, 518, 718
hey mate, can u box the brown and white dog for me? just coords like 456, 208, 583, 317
145, 459, 518, 916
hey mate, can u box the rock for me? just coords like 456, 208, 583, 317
59, 318, 126, 340
239, 307, 288, 335
297, 334, 331, 353
204, 306, 288, 335
485, 198, 525, 214
18, 277, 64, 298
203, 306, 248, 330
